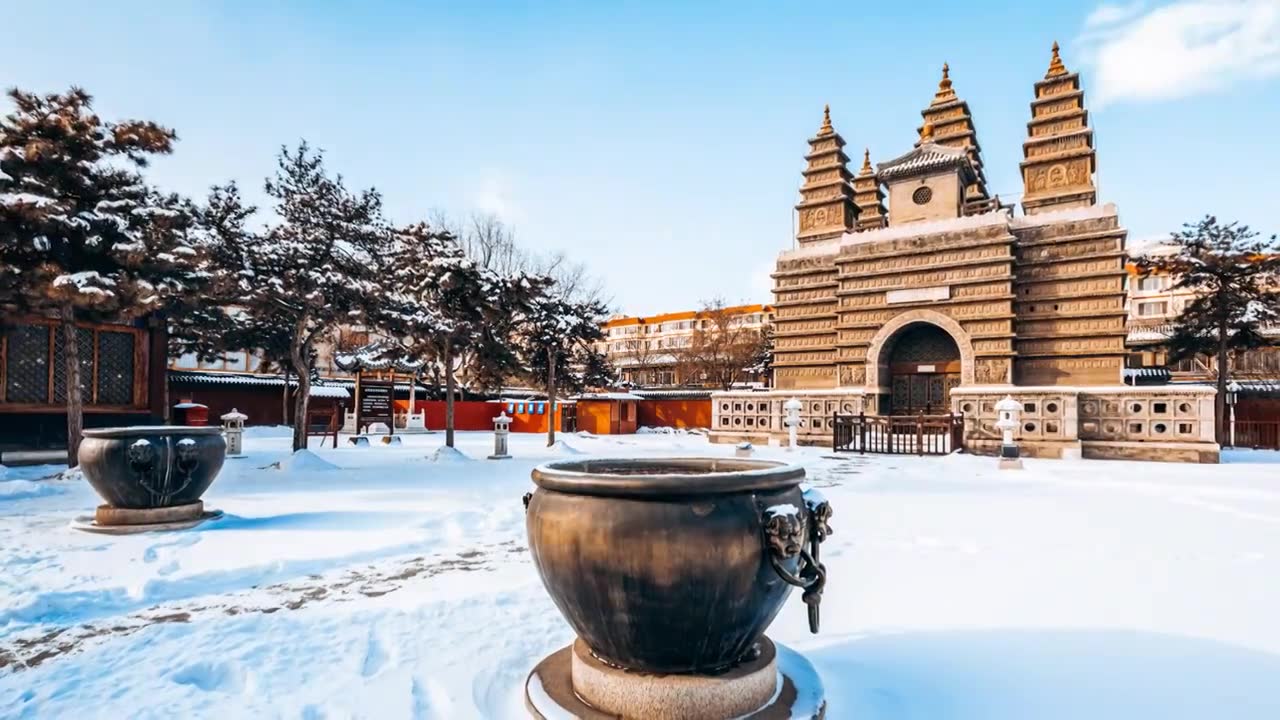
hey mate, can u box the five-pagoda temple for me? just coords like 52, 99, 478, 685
711, 44, 1218, 463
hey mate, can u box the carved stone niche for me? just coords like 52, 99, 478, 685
974, 358, 1009, 384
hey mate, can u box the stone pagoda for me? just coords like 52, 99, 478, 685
852, 148, 888, 231
794, 105, 858, 246
712, 43, 1218, 463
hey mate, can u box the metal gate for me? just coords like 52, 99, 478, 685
833, 412, 964, 455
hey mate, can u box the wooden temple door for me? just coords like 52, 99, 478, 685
886, 323, 962, 415
890, 373, 958, 414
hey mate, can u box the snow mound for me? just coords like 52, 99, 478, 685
0, 479, 66, 501
575, 431, 597, 439
551, 440, 584, 455
429, 446, 473, 463
284, 449, 339, 472
244, 425, 296, 439
637, 426, 706, 436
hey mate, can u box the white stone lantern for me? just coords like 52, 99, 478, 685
221, 408, 248, 458
1227, 381, 1242, 448
489, 412, 513, 460
994, 395, 1022, 469
783, 397, 803, 451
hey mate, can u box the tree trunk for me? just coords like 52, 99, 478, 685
1216, 322, 1229, 445
290, 318, 312, 452
546, 346, 557, 448
61, 304, 84, 468
282, 364, 291, 427
444, 343, 456, 448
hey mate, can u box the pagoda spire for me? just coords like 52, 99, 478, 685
852, 147, 887, 231
917, 62, 990, 208
796, 105, 857, 244
1020, 42, 1097, 214
932, 63, 957, 105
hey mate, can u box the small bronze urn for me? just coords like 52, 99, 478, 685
524, 457, 832, 718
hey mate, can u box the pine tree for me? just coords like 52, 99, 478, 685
519, 288, 608, 446
183, 142, 387, 450
1137, 215, 1280, 443
374, 224, 543, 447
0, 88, 203, 465
173, 182, 301, 423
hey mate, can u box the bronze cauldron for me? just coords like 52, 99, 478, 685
525, 457, 832, 674
79, 426, 226, 509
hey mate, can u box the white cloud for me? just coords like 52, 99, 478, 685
1084, 1, 1147, 28
1077, 0, 1280, 107
467, 170, 523, 224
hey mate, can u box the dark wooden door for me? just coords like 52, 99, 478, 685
891, 373, 957, 414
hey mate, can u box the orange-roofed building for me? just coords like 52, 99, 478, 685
597, 304, 774, 388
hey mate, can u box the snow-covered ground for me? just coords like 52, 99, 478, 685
2, 429, 1280, 719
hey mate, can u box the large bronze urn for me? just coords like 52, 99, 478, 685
525, 457, 832, 675
78, 426, 226, 510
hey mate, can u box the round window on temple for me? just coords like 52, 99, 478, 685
912, 186, 933, 205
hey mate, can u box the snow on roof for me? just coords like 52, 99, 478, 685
630, 389, 714, 399
779, 209, 1012, 262
1009, 202, 1117, 228
576, 392, 643, 401
333, 340, 425, 373
875, 141, 973, 182
310, 386, 352, 399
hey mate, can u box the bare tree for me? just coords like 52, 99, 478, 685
679, 298, 767, 390
621, 334, 659, 386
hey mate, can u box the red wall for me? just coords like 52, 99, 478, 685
638, 399, 712, 429
395, 399, 563, 433
169, 382, 342, 426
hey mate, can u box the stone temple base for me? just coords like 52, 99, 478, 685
526, 637, 825, 720
71, 501, 223, 534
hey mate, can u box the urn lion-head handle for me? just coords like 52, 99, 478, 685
127, 438, 156, 479
762, 490, 834, 634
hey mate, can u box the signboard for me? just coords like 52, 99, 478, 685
357, 379, 395, 433
886, 285, 950, 305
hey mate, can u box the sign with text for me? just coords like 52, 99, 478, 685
358, 380, 395, 432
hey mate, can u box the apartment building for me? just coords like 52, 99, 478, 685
599, 304, 774, 388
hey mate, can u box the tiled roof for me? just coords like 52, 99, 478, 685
876, 142, 972, 182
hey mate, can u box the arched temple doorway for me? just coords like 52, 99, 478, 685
884, 323, 962, 414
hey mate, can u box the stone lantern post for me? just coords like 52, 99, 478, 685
994, 395, 1022, 469
1227, 381, 1242, 448
221, 408, 248, 458
783, 397, 803, 451
489, 412, 513, 460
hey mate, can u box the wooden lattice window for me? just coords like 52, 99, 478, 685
3, 325, 50, 404
1, 319, 146, 409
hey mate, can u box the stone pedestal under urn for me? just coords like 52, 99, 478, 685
523, 458, 831, 719
72, 426, 226, 534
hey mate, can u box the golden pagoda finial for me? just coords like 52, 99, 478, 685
818, 104, 833, 135
1047, 41, 1067, 77
860, 147, 873, 175
931, 62, 957, 105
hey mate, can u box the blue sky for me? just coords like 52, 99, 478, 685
3, 0, 1277, 316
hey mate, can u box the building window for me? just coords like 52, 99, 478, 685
1137, 276, 1166, 291
2, 320, 143, 408
912, 186, 933, 205
1137, 301, 1168, 317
